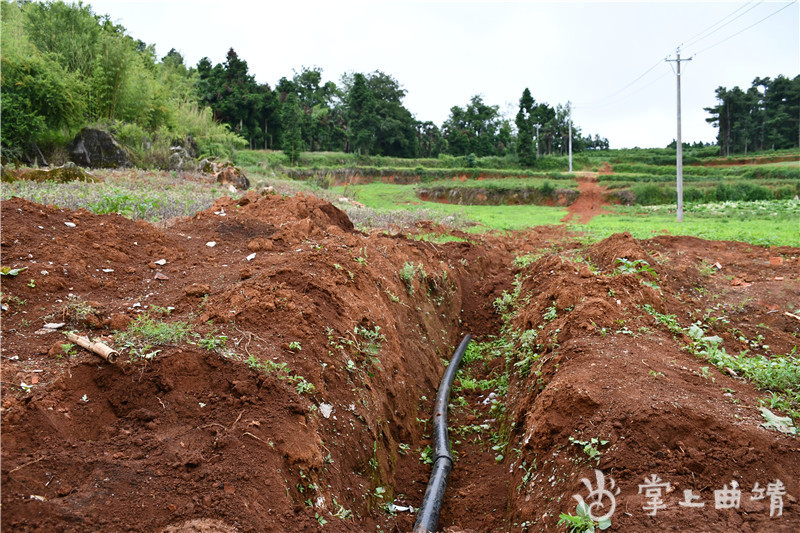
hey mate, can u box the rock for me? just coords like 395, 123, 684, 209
68, 128, 129, 168
214, 165, 249, 191
170, 136, 198, 159
168, 138, 198, 171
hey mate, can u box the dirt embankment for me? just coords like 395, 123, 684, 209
1, 192, 799, 532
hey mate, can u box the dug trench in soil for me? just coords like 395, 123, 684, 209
0, 192, 525, 532
2, 192, 799, 532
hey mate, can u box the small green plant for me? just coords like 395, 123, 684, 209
614, 258, 656, 277
558, 501, 611, 532
0, 266, 28, 276
288, 341, 302, 351
60, 295, 97, 324
116, 312, 194, 360
27, 278, 36, 288
569, 436, 609, 464
198, 333, 228, 352
543, 302, 558, 321
419, 445, 433, 465
60, 343, 77, 358
399, 262, 417, 292
246, 355, 315, 394
649, 370, 664, 379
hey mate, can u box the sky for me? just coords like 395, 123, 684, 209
87, 0, 799, 149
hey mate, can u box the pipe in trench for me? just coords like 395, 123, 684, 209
413, 334, 472, 533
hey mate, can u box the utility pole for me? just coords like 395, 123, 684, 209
535, 124, 541, 157
567, 101, 573, 174
666, 49, 692, 222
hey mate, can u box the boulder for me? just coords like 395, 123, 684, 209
215, 165, 250, 191
168, 136, 198, 171
68, 128, 129, 168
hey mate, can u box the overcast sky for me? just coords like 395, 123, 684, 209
88, 0, 799, 149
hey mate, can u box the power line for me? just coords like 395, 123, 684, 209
680, 1, 763, 50
574, 59, 665, 108
690, 1, 796, 57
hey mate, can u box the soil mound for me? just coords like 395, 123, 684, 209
2, 192, 798, 532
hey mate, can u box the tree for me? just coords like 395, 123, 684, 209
442, 95, 502, 157
281, 92, 304, 164
705, 75, 799, 155
195, 48, 278, 149
345, 73, 376, 155
515, 88, 535, 165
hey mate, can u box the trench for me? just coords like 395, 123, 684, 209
8, 194, 796, 533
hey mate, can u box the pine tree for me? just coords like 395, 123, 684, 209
515, 88, 535, 166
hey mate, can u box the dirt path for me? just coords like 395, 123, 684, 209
561, 173, 610, 224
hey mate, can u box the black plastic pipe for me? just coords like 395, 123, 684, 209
413, 334, 472, 533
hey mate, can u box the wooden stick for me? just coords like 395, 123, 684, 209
785, 312, 800, 323
65, 333, 119, 363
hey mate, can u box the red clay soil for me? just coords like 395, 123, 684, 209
2, 192, 799, 532
561, 174, 611, 224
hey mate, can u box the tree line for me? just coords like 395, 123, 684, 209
704, 75, 800, 156
1, 1, 611, 167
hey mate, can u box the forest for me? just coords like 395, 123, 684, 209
705, 75, 800, 156
1, 0, 797, 168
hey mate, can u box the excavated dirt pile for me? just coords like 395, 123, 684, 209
503, 233, 800, 532
2, 192, 799, 532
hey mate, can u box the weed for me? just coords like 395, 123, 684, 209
246, 355, 316, 395
614, 258, 656, 277
558, 501, 611, 532
399, 262, 417, 292
27, 278, 36, 288
419, 445, 433, 465
197, 333, 228, 352
61, 295, 96, 324
288, 341, 302, 351
649, 370, 664, 379
0, 266, 28, 276
116, 312, 193, 360
698, 260, 717, 276
543, 303, 558, 322
569, 436, 609, 464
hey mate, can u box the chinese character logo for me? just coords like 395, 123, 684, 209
573, 469, 620, 522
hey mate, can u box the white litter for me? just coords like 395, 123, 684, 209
154, 259, 167, 266
64, 222, 76, 228
246, 253, 256, 261
206, 241, 216, 248
319, 403, 334, 419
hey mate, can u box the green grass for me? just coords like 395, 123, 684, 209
2, 169, 239, 222
334, 182, 568, 230
578, 199, 800, 247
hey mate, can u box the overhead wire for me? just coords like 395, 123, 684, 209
689, 1, 797, 57
679, 1, 763, 50
575, 0, 795, 113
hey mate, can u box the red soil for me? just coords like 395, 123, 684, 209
2, 191, 798, 532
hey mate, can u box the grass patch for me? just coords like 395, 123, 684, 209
115, 312, 194, 360
578, 199, 800, 247
2, 169, 239, 222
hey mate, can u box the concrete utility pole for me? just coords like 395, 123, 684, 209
535, 124, 541, 157
666, 49, 692, 222
567, 102, 573, 174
